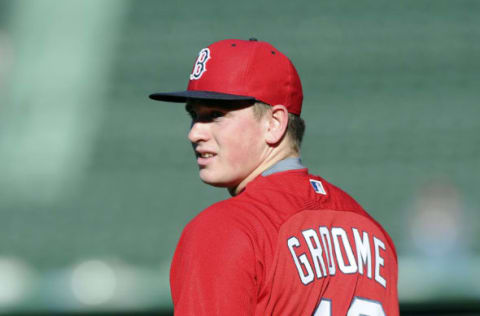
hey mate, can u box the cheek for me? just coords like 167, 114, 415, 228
220, 123, 264, 168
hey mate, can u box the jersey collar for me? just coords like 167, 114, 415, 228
261, 157, 305, 177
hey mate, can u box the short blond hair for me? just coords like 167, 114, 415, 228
252, 102, 305, 152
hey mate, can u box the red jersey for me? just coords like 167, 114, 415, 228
170, 164, 399, 316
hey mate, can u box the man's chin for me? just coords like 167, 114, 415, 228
199, 173, 236, 189
200, 178, 229, 188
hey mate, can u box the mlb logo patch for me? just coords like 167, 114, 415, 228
309, 179, 327, 195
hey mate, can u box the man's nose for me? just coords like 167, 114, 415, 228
188, 121, 209, 143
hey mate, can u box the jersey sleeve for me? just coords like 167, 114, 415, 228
170, 204, 258, 316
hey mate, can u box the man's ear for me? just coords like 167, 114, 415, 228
265, 104, 289, 145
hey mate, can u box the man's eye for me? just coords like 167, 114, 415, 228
189, 110, 224, 122
210, 111, 224, 119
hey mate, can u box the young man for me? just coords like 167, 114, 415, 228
150, 38, 399, 316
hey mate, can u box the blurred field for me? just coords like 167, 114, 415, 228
0, 0, 479, 314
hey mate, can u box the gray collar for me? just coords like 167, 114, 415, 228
262, 157, 305, 177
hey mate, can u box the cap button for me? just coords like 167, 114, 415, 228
249, 38, 258, 41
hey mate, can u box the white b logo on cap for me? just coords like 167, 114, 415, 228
190, 48, 211, 80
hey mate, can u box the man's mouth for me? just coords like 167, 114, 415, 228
196, 151, 217, 165
199, 152, 215, 158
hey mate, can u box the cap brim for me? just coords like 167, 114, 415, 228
149, 90, 256, 107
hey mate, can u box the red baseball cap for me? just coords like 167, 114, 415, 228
149, 38, 303, 115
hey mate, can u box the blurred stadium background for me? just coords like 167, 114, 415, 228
0, 0, 479, 315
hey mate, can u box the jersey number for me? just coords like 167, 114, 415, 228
313, 297, 386, 316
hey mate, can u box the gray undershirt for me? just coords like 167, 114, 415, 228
261, 157, 305, 177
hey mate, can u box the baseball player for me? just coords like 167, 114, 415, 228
150, 38, 399, 316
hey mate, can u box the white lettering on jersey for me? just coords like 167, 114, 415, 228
332, 227, 357, 274
287, 236, 314, 285
374, 236, 387, 287
302, 229, 327, 278
319, 226, 336, 276
288, 227, 387, 288
352, 228, 372, 278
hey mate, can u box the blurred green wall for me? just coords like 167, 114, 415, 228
0, 0, 479, 313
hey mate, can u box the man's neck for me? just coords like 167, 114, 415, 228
228, 150, 300, 196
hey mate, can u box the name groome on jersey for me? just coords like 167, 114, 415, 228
288, 226, 387, 287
